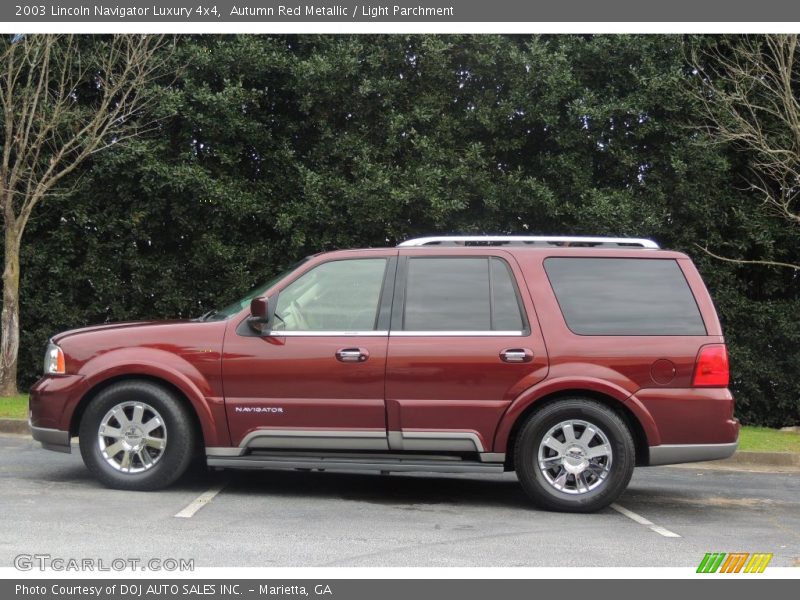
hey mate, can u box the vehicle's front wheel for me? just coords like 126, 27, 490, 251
79, 380, 196, 490
514, 398, 635, 513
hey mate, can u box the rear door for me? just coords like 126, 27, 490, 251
385, 250, 548, 454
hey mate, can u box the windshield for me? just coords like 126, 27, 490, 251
203, 259, 307, 321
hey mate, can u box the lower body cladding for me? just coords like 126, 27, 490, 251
206, 428, 506, 473
29, 424, 72, 454
206, 452, 506, 473
648, 442, 738, 466
204, 428, 739, 474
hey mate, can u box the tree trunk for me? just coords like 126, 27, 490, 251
0, 222, 20, 397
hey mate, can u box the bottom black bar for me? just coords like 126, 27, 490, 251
2, 579, 794, 600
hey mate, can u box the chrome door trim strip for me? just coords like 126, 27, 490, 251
237, 429, 488, 454
387, 430, 404, 451
400, 431, 485, 452
479, 452, 506, 463
240, 429, 389, 451
206, 446, 246, 457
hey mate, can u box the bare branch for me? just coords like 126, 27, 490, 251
694, 244, 800, 271
689, 35, 800, 269
0, 34, 175, 233
0, 34, 177, 391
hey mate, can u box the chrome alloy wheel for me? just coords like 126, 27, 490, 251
537, 419, 613, 495
97, 401, 167, 473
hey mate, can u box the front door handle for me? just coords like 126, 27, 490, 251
336, 347, 369, 363
500, 348, 533, 363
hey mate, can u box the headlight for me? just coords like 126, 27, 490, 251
43, 342, 65, 375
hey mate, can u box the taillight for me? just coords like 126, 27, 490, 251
692, 344, 729, 387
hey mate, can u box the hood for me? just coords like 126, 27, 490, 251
51, 320, 193, 344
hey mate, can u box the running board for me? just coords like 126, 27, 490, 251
206, 453, 505, 474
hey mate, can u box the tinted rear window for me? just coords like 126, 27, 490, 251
544, 258, 706, 335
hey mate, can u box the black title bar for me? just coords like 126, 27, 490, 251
3, 0, 800, 23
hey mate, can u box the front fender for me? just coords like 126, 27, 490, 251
492, 375, 661, 452
66, 348, 229, 447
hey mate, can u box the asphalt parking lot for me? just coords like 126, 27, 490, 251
1, 433, 798, 568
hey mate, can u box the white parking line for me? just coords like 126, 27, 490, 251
174, 481, 227, 518
611, 503, 681, 538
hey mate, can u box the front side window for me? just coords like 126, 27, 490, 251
402, 257, 526, 332
273, 258, 387, 331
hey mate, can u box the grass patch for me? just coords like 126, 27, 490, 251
738, 426, 800, 453
0, 395, 28, 420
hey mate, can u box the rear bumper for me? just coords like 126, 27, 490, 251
630, 386, 739, 466
632, 387, 739, 445
29, 422, 72, 454
648, 440, 738, 466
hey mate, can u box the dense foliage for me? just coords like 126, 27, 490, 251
9, 35, 799, 425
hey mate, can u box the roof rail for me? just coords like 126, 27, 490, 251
397, 236, 660, 249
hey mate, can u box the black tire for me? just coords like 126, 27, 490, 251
514, 398, 635, 513
79, 380, 197, 491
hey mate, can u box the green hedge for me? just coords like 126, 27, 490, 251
10, 35, 799, 426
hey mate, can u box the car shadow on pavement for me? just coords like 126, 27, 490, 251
211, 468, 539, 511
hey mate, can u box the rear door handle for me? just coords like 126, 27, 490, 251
500, 348, 533, 363
336, 347, 369, 363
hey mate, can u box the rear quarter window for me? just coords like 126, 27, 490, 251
543, 257, 706, 336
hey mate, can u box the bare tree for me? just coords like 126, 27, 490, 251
691, 34, 800, 271
0, 34, 173, 396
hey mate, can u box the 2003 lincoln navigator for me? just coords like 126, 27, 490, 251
30, 235, 738, 512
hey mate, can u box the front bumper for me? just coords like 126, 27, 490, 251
648, 440, 738, 466
29, 374, 84, 452
30, 423, 72, 454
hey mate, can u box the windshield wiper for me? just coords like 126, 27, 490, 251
198, 309, 218, 321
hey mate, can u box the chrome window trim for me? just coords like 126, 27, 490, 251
264, 330, 525, 337
390, 330, 525, 337
266, 330, 389, 337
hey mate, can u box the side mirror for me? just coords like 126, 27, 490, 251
248, 297, 270, 334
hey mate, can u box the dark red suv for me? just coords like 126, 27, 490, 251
29, 236, 738, 512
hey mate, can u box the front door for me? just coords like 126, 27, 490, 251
223, 253, 396, 450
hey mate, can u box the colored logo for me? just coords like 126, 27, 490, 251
697, 552, 773, 573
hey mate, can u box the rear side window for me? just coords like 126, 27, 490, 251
544, 258, 706, 335
403, 257, 526, 332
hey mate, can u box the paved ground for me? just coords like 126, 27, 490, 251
1, 433, 798, 568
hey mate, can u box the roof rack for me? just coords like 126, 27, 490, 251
398, 236, 660, 249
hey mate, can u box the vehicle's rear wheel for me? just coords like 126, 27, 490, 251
79, 380, 196, 490
514, 398, 635, 513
